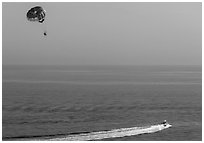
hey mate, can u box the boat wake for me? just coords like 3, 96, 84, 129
48, 123, 172, 141
3, 122, 172, 141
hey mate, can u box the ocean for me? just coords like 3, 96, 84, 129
2, 65, 202, 141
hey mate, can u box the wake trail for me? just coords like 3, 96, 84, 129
48, 123, 172, 141
3, 122, 172, 141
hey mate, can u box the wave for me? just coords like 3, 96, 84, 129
3, 79, 201, 85
3, 104, 199, 114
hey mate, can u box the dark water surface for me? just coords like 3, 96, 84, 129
2, 65, 202, 140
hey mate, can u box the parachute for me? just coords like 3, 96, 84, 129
27, 6, 47, 36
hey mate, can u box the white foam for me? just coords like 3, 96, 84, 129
48, 123, 172, 141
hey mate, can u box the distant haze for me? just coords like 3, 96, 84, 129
2, 2, 201, 65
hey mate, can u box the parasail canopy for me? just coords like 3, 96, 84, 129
27, 6, 46, 23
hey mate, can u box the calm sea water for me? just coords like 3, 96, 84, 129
2, 65, 202, 140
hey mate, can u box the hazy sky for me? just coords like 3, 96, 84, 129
3, 2, 201, 65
